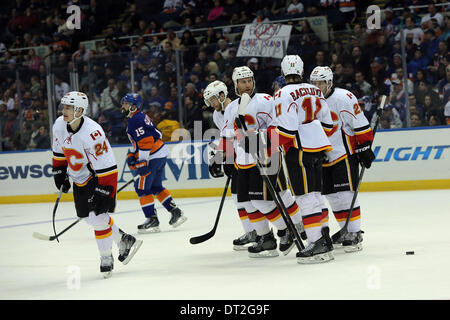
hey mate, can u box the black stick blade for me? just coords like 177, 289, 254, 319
189, 232, 214, 245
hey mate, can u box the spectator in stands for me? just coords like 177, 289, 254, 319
421, 29, 440, 61
189, 72, 207, 93
395, 16, 424, 46
2, 89, 15, 111
355, 71, 372, 96
161, 30, 181, 50
445, 100, 450, 125
54, 76, 70, 104
100, 78, 119, 115
328, 61, 343, 84
410, 112, 424, 127
408, 94, 424, 119
29, 124, 50, 150
286, 0, 304, 16
428, 114, 443, 126
166, 86, 180, 111
157, 107, 181, 142
183, 95, 203, 136
216, 39, 230, 60
373, 103, 403, 129
207, 0, 226, 25
137, 46, 152, 72
437, 64, 450, 98
381, 7, 401, 39
1, 109, 20, 151
421, 3, 444, 28
408, 49, 429, 77
180, 30, 198, 67
148, 86, 166, 110
211, 51, 225, 74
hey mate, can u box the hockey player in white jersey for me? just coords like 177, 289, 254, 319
271, 55, 335, 264
310, 66, 375, 252
217, 66, 304, 258
52, 91, 143, 278
204, 80, 258, 250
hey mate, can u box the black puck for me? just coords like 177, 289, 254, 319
406, 251, 415, 255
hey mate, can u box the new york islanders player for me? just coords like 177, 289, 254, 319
310, 66, 375, 252
204, 80, 257, 250
121, 93, 187, 233
219, 66, 303, 258
271, 55, 335, 264
52, 91, 143, 278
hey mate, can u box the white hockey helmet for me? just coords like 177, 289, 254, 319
61, 91, 89, 124
281, 55, 304, 79
204, 80, 228, 110
310, 66, 334, 96
232, 66, 254, 96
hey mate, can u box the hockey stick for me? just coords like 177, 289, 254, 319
189, 176, 231, 244
32, 178, 135, 242
52, 184, 65, 243
235, 94, 305, 251
331, 95, 386, 243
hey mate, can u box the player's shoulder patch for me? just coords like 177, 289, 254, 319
255, 93, 273, 101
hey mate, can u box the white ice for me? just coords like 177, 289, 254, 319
1, 189, 449, 300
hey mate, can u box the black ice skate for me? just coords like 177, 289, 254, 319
118, 233, 143, 265
100, 254, 114, 279
233, 230, 257, 251
296, 229, 334, 264
137, 215, 161, 233
248, 230, 279, 258
169, 207, 187, 228
277, 228, 295, 256
342, 230, 364, 253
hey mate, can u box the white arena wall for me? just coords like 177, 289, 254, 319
0, 126, 449, 204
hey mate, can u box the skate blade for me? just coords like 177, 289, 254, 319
122, 239, 143, 265
233, 244, 252, 251
343, 243, 363, 253
248, 249, 279, 258
102, 271, 113, 279
171, 215, 187, 228
297, 252, 334, 264
138, 226, 161, 234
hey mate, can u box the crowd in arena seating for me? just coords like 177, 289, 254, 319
0, 0, 448, 151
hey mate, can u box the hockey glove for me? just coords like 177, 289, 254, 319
209, 150, 225, 178
53, 166, 71, 193
355, 141, 375, 169
223, 163, 235, 178
92, 185, 115, 214
126, 151, 137, 169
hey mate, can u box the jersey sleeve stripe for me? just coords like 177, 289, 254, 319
354, 124, 371, 132
354, 127, 372, 135
137, 136, 156, 150
95, 165, 118, 175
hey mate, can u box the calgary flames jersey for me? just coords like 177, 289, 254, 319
272, 83, 333, 154
325, 88, 374, 164
221, 93, 275, 168
52, 116, 118, 195
213, 110, 224, 131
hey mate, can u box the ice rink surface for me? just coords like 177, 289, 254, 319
1, 189, 449, 300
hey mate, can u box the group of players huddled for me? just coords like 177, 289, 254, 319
49, 53, 376, 278
206, 54, 376, 264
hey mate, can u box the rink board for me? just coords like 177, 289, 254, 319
0, 126, 449, 203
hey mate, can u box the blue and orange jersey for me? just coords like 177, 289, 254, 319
127, 111, 165, 157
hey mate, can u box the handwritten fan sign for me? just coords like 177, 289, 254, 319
237, 24, 292, 59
